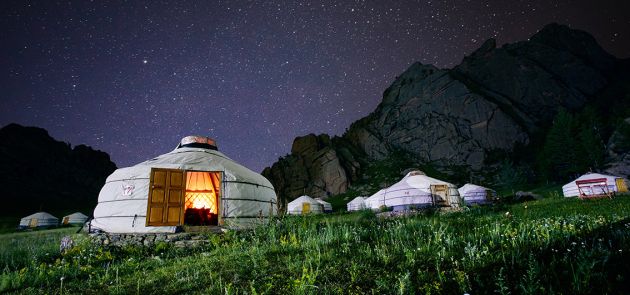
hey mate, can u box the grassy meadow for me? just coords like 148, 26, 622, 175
1, 195, 629, 294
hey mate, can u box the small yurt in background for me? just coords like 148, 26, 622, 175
458, 183, 497, 205
365, 171, 461, 211
563, 173, 629, 197
346, 196, 366, 211
19, 212, 58, 229
364, 189, 386, 209
62, 212, 89, 225
287, 195, 323, 215
315, 198, 333, 213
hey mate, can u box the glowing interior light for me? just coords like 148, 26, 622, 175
185, 171, 220, 213
192, 195, 212, 209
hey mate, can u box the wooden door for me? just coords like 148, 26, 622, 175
29, 219, 38, 228
617, 178, 628, 193
302, 203, 311, 215
432, 185, 449, 206
63, 217, 69, 225
147, 168, 185, 226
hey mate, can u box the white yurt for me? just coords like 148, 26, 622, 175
287, 195, 323, 215
62, 212, 89, 225
19, 212, 58, 229
365, 171, 460, 211
346, 196, 367, 211
562, 173, 629, 197
458, 183, 497, 205
365, 189, 386, 209
315, 198, 333, 213
89, 136, 278, 233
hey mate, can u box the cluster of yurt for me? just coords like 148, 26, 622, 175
562, 172, 629, 198
363, 171, 461, 211
19, 212, 88, 229
89, 136, 278, 234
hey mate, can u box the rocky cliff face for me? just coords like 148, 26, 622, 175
262, 134, 362, 209
0, 123, 117, 216
263, 23, 629, 203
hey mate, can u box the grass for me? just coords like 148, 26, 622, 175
1, 196, 629, 294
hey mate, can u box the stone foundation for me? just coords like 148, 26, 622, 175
89, 232, 219, 248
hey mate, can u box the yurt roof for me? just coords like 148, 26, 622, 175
459, 183, 493, 193
105, 146, 273, 189
386, 171, 455, 191
22, 212, 58, 220
64, 212, 88, 219
289, 195, 320, 205
314, 198, 331, 205
348, 196, 365, 204
562, 173, 620, 189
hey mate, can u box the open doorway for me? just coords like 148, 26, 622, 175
184, 171, 221, 226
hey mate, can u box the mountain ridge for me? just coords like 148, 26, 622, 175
0, 123, 117, 218
262, 23, 630, 208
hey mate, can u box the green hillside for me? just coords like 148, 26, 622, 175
1, 195, 629, 294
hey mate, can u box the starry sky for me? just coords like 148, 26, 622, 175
1, 0, 629, 172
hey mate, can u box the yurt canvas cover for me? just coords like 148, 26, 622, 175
347, 196, 366, 211
365, 171, 460, 211
315, 198, 333, 213
287, 195, 323, 215
365, 189, 386, 209
562, 173, 629, 197
459, 183, 496, 205
90, 136, 278, 233
62, 212, 88, 225
19, 212, 58, 228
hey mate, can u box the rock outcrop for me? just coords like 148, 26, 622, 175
0, 123, 117, 216
262, 134, 362, 209
263, 23, 629, 203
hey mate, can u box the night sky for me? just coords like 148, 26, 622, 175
1, 1, 629, 172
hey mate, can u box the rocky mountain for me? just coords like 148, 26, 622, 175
263, 23, 630, 205
0, 123, 117, 217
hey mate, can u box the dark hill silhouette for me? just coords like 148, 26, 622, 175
0, 123, 116, 219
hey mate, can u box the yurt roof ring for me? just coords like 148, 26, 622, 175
177, 135, 218, 150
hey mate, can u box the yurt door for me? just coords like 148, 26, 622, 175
29, 218, 38, 228
146, 168, 185, 226
431, 185, 449, 206
183, 171, 222, 226
616, 178, 629, 193
63, 217, 69, 225
302, 203, 311, 214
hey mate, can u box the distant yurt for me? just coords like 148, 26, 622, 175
19, 212, 58, 229
365, 189, 386, 209
458, 183, 497, 205
315, 198, 333, 213
365, 171, 461, 211
89, 136, 278, 233
62, 212, 89, 225
346, 196, 367, 211
562, 173, 629, 197
287, 195, 323, 215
